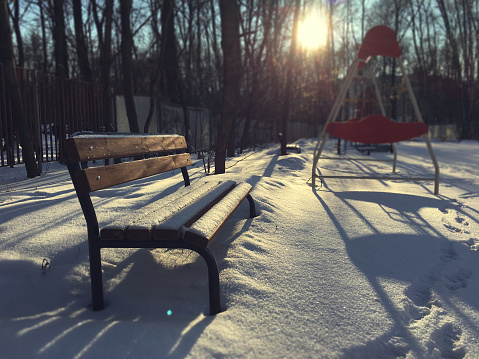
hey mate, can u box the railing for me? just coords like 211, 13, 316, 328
0, 64, 115, 167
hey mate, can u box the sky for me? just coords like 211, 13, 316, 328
0, 137, 478, 358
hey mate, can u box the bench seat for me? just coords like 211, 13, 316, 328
100, 180, 253, 248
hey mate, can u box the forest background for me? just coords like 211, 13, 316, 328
1, 0, 479, 177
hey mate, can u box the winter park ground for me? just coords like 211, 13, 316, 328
0, 138, 478, 358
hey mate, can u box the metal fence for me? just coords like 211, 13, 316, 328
0, 64, 114, 167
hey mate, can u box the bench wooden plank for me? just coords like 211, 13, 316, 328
65, 134, 187, 162
152, 180, 236, 240
73, 153, 191, 193
184, 183, 252, 249
116, 180, 235, 241
103, 180, 229, 241
100, 181, 212, 240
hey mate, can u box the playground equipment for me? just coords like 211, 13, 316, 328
311, 26, 439, 194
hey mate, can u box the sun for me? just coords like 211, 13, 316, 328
297, 12, 329, 50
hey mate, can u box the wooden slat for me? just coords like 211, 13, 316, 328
65, 134, 187, 162
102, 180, 235, 242
152, 181, 236, 241
100, 181, 213, 240
74, 153, 191, 193
184, 183, 252, 249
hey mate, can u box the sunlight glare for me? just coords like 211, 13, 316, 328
297, 12, 329, 51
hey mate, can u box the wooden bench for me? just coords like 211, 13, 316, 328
65, 133, 256, 315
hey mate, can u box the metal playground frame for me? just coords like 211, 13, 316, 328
311, 25, 440, 195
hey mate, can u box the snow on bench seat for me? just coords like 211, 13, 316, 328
100, 181, 213, 240
101, 180, 239, 242
183, 183, 252, 249
152, 180, 236, 240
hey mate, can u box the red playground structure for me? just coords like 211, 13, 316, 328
311, 25, 440, 194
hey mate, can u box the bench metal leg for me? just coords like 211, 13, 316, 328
89, 242, 105, 311
195, 248, 221, 315
246, 194, 256, 218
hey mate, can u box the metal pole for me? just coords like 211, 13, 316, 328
398, 58, 440, 194
312, 59, 362, 186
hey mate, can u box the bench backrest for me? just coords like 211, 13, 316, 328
65, 133, 191, 193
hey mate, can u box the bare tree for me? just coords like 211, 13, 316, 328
72, 0, 92, 82
119, 0, 139, 132
143, 0, 162, 134
280, 0, 300, 155
239, 0, 273, 152
37, 1, 49, 73
52, 0, 69, 77
9, 0, 24, 67
91, 0, 114, 131
7, 0, 479, 151
0, 0, 39, 177
216, 0, 242, 174
436, 0, 466, 137
159, 0, 191, 142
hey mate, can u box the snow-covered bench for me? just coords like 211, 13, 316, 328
65, 133, 256, 315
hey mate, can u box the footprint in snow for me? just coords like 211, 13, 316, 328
455, 216, 469, 226
427, 323, 466, 358
441, 207, 472, 235
440, 244, 459, 262
461, 237, 478, 251
442, 268, 472, 290
401, 285, 434, 322
443, 223, 466, 234
404, 283, 437, 310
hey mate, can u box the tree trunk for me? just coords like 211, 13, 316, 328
144, 0, 162, 134
436, 0, 465, 138
38, 1, 48, 73
53, 0, 69, 78
0, 0, 39, 178
159, 0, 190, 144
240, 2, 272, 153
160, 0, 181, 102
216, 0, 242, 174
280, 0, 300, 155
209, 0, 222, 77
11, 0, 24, 67
92, 0, 115, 132
119, 0, 139, 133
226, 117, 236, 157
72, 0, 92, 82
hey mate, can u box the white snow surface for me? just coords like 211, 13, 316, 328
186, 182, 252, 240
156, 180, 235, 232
0, 138, 478, 358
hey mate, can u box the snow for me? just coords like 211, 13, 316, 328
154, 180, 234, 234
1, 138, 478, 358
70, 132, 183, 138
186, 182, 252, 241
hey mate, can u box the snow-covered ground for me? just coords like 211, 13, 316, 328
1, 138, 478, 358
